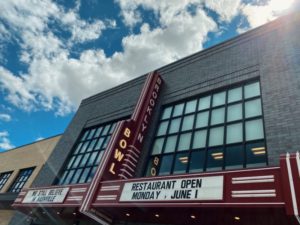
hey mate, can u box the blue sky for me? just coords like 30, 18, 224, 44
0, 0, 299, 151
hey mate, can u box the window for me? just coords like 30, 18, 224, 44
0, 171, 12, 191
145, 81, 266, 176
57, 121, 117, 185
8, 168, 34, 193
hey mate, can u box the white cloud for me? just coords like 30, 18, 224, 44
0, 23, 10, 41
241, 0, 295, 28
0, 67, 36, 112
0, 0, 115, 115
36, 137, 45, 141
0, 0, 108, 61
204, 0, 241, 22
0, 114, 12, 122
60, 10, 106, 43
116, 0, 242, 27
0, 131, 15, 151
116, 0, 204, 27
0, 0, 219, 116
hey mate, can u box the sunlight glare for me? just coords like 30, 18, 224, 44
269, 0, 294, 12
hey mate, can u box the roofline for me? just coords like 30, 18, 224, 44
0, 134, 62, 154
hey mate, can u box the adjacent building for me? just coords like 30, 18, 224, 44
0, 135, 61, 225
10, 12, 300, 225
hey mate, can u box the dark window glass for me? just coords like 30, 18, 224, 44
189, 150, 205, 173
57, 121, 117, 185
225, 145, 244, 169
173, 152, 189, 174
246, 142, 267, 168
145, 81, 266, 176
158, 155, 173, 176
0, 171, 12, 191
206, 148, 223, 171
8, 168, 34, 193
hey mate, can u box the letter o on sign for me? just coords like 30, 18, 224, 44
119, 139, 127, 149
151, 167, 156, 176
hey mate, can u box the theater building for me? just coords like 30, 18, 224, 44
10, 12, 300, 225
0, 135, 61, 225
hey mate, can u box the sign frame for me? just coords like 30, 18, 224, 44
22, 187, 70, 204
119, 176, 224, 202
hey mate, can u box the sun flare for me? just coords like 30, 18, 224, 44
269, 0, 294, 12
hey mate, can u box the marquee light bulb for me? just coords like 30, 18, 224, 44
234, 216, 240, 221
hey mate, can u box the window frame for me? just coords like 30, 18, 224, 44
8, 167, 35, 193
0, 171, 13, 191
55, 119, 121, 185
144, 79, 268, 176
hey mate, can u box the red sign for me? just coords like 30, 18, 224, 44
79, 71, 163, 220
97, 71, 162, 181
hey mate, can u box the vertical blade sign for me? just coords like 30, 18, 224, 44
80, 71, 163, 219
107, 71, 163, 180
